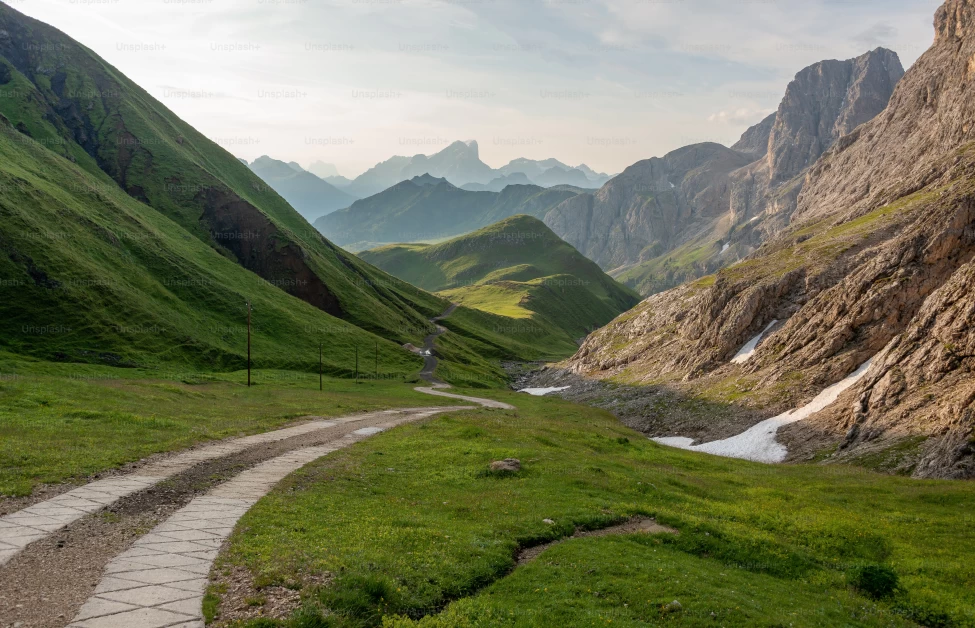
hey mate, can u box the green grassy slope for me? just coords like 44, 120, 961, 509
615, 236, 729, 296
0, 4, 444, 345
0, 119, 423, 376
360, 216, 641, 352
213, 392, 975, 627
0, 355, 465, 497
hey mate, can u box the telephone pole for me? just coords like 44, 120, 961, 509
355, 345, 359, 383
319, 342, 323, 392
246, 302, 252, 388
375, 342, 379, 379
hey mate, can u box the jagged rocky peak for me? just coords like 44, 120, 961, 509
795, 0, 975, 224
935, 0, 975, 41
766, 48, 904, 184
554, 0, 975, 479
731, 113, 775, 160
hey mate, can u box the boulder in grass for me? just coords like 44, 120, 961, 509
489, 459, 521, 472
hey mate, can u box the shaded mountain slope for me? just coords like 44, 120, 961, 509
557, 0, 975, 478
248, 155, 357, 222
0, 4, 444, 345
545, 143, 753, 271
0, 114, 421, 376
315, 177, 581, 248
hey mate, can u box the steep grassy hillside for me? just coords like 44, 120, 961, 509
0, 4, 443, 346
316, 177, 580, 248
0, 117, 422, 376
360, 216, 641, 353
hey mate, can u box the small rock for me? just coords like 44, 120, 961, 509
663, 600, 682, 614
489, 458, 521, 472
543, 518, 555, 525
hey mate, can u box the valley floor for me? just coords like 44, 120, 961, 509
0, 363, 973, 628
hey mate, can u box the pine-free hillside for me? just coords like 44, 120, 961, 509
556, 0, 975, 479
247, 156, 357, 222
0, 115, 421, 376
542, 48, 904, 297
360, 216, 641, 356
315, 176, 581, 250
0, 4, 445, 347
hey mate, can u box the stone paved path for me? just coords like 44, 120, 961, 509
0, 413, 409, 567
1, 344, 513, 628
64, 409, 471, 627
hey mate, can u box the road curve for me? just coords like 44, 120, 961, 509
415, 303, 516, 410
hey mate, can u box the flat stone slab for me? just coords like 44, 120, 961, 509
68, 410, 449, 627
0, 413, 414, 567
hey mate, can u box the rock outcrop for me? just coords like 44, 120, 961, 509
548, 49, 904, 297
729, 49, 905, 235
544, 143, 752, 271
558, 1, 975, 478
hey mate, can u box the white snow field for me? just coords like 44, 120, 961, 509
731, 320, 779, 364
652, 359, 874, 463
519, 386, 571, 396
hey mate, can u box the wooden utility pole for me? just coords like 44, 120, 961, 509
355, 346, 359, 383
246, 302, 252, 388
319, 342, 323, 392
375, 342, 379, 379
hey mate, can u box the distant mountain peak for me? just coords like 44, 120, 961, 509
410, 173, 451, 187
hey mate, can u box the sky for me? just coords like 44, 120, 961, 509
4, 0, 943, 177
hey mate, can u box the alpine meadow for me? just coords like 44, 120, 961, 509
0, 1, 973, 628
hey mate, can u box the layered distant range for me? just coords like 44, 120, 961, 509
241, 142, 612, 223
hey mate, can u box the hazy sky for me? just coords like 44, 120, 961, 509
7, 0, 942, 177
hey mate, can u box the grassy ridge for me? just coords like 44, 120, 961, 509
360, 216, 641, 360
0, 121, 422, 374
213, 392, 975, 627
316, 179, 580, 248
0, 5, 446, 346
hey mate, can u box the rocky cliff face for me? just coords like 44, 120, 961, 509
544, 143, 752, 271
728, 49, 905, 236
548, 49, 903, 296
731, 113, 775, 160
556, 1, 975, 479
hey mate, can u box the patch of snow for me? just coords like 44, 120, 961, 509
519, 386, 571, 396
749, 216, 760, 222
721, 242, 731, 254
652, 359, 874, 463
731, 320, 778, 364
669, 181, 675, 189
653, 436, 696, 448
